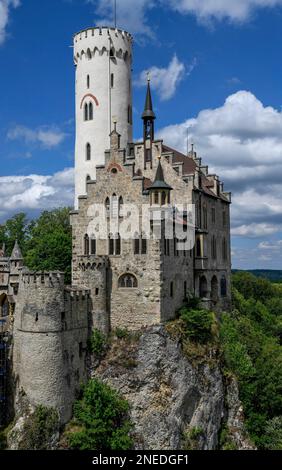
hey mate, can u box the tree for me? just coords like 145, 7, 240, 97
0, 213, 29, 255
24, 208, 72, 283
67, 379, 133, 450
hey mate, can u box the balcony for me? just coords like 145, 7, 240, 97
195, 257, 209, 271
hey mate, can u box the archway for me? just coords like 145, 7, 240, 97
199, 276, 208, 298
211, 276, 219, 304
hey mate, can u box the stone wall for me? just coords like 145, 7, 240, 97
12, 272, 90, 424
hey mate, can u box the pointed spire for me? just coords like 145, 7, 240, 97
142, 78, 156, 120
11, 240, 23, 260
148, 158, 172, 191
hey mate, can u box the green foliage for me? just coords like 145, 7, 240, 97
0, 213, 29, 255
220, 272, 282, 449
115, 327, 130, 339
0, 429, 7, 450
179, 307, 214, 344
0, 209, 72, 283
88, 329, 108, 359
232, 271, 277, 303
24, 208, 72, 284
67, 379, 133, 450
264, 416, 282, 450
182, 427, 204, 450
19, 406, 59, 450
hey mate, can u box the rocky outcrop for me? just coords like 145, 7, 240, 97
93, 325, 254, 450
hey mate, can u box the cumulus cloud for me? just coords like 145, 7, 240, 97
0, 168, 74, 220
91, 0, 155, 38
0, 0, 20, 45
157, 90, 282, 238
165, 0, 282, 24
135, 55, 188, 101
7, 125, 67, 149
91, 0, 282, 37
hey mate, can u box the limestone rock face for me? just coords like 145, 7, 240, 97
94, 326, 254, 450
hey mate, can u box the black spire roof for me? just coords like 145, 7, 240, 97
142, 79, 156, 120
148, 159, 172, 191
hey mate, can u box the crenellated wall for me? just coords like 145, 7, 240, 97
12, 272, 90, 423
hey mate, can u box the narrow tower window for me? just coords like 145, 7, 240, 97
86, 143, 91, 161
89, 102, 93, 120
87, 75, 90, 89
84, 103, 89, 121
111, 73, 114, 88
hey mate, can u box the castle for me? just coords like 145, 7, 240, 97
0, 27, 231, 426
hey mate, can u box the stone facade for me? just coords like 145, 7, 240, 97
0, 24, 231, 428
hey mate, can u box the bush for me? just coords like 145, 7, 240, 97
264, 416, 282, 450
19, 406, 59, 450
115, 327, 130, 339
88, 329, 108, 359
67, 379, 133, 450
179, 307, 214, 344
0, 429, 7, 450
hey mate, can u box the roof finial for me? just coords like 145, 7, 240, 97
146, 70, 151, 83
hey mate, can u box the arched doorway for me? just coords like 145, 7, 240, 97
199, 276, 208, 298
211, 276, 219, 304
0, 294, 9, 318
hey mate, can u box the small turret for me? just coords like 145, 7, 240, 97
148, 157, 172, 206
11, 240, 23, 261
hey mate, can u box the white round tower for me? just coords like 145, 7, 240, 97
73, 27, 133, 207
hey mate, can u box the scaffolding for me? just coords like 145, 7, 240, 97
0, 318, 9, 426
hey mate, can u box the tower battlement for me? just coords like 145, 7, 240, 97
21, 271, 65, 288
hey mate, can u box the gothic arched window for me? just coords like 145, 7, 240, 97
0, 295, 9, 318
221, 277, 227, 297
84, 234, 89, 256
86, 143, 91, 161
91, 237, 96, 255
118, 273, 138, 288
105, 197, 110, 216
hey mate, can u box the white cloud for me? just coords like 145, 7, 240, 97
135, 55, 187, 101
157, 91, 282, 236
7, 125, 67, 149
164, 0, 282, 24
0, 0, 20, 45
232, 223, 281, 238
92, 0, 155, 38
258, 240, 282, 250
91, 0, 282, 38
0, 168, 74, 220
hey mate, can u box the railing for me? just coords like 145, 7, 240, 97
195, 257, 209, 270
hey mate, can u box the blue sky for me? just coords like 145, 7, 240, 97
1, 0, 282, 269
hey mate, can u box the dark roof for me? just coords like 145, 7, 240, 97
142, 81, 156, 120
162, 145, 229, 202
162, 145, 197, 175
147, 160, 173, 191
11, 240, 23, 260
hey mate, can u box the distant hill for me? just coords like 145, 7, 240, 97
232, 269, 282, 283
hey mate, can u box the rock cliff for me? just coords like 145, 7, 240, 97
93, 325, 254, 450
